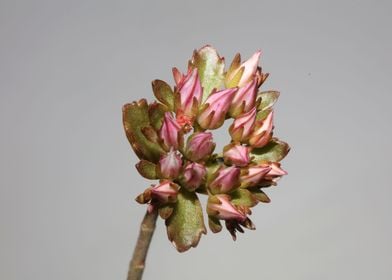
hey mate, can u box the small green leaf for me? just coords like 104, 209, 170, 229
230, 188, 258, 207
166, 190, 206, 252
135, 160, 158, 179
258, 91, 280, 111
249, 188, 271, 203
152, 80, 174, 110
190, 45, 225, 102
256, 108, 272, 121
123, 100, 165, 162
148, 102, 168, 131
250, 138, 290, 163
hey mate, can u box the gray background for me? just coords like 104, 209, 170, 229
1, 0, 391, 279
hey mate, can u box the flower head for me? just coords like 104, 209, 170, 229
123, 46, 289, 251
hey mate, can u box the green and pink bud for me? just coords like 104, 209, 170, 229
185, 132, 215, 162
240, 165, 272, 187
207, 194, 247, 222
229, 107, 257, 142
198, 88, 238, 129
135, 180, 180, 205
159, 112, 182, 150
249, 111, 274, 148
158, 149, 182, 179
265, 162, 288, 177
174, 68, 203, 128
207, 194, 255, 240
229, 79, 258, 118
209, 166, 240, 194
223, 144, 250, 167
227, 51, 262, 88
181, 162, 207, 191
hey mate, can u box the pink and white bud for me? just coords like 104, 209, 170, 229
227, 51, 261, 88
151, 180, 179, 204
159, 112, 182, 150
229, 79, 257, 117
207, 194, 247, 222
209, 166, 240, 194
265, 162, 288, 177
185, 132, 215, 162
158, 149, 182, 179
223, 144, 250, 167
229, 107, 256, 142
174, 68, 203, 129
198, 88, 237, 129
241, 165, 272, 187
249, 110, 274, 148
181, 162, 207, 191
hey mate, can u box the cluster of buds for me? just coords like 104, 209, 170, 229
123, 46, 289, 252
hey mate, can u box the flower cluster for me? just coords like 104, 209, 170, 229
123, 46, 290, 252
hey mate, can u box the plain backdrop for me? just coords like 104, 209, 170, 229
1, 0, 391, 279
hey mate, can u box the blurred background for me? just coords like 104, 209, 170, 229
1, 0, 391, 279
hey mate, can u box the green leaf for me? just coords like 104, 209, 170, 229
152, 80, 174, 110
250, 138, 290, 163
230, 188, 258, 207
256, 108, 272, 121
166, 190, 206, 252
258, 91, 280, 111
123, 100, 165, 162
135, 160, 157, 179
148, 102, 168, 131
190, 45, 225, 102
249, 188, 271, 203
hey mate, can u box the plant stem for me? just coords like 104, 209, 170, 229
127, 210, 158, 280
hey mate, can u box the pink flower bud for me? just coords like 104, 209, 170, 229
229, 107, 256, 142
158, 149, 182, 179
198, 88, 237, 129
223, 144, 250, 167
151, 180, 179, 204
241, 165, 272, 187
207, 194, 247, 222
209, 166, 240, 194
249, 110, 274, 148
227, 51, 261, 88
159, 112, 182, 150
181, 162, 207, 191
177, 68, 202, 116
185, 132, 215, 162
265, 162, 288, 177
229, 80, 257, 117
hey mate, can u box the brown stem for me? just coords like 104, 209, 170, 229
127, 210, 158, 280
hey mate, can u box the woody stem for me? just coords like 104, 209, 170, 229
127, 210, 158, 280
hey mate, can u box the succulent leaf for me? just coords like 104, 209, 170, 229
152, 79, 174, 110
166, 190, 207, 252
135, 160, 158, 179
123, 100, 165, 162
250, 138, 290, 163
190, 45, 225, 102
